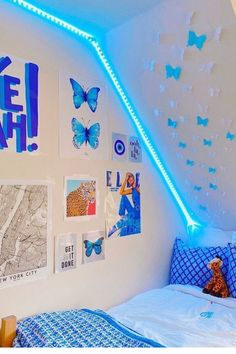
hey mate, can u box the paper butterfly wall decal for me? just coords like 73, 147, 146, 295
213, 26, 223, 41
168, 118, 178, 128
182, 84, 193, 94
199, 205, 207, 211
209, 183, 218, 190
0, 56, 12, 73
165, 64, 181, 80
194, 185, 202, 191
154, 108, 162, 117
171, 45, 186, 61
70, 78, 100, 112
178, 141, 187, 149
187, 31, 207, 50
169, 100, 178, 108
199, 62, 215, 74
186, 159, 195, 166
143, 59, 156, 72
159, 84, 167, 93
179, 115, 187, 123
197, 116, 209, 127
84, 237, 104, 257
185, 11, 195, 25
198, 103, 209, 115
171, 131, 178, 139
153, 31, 161, 44
209, 88, 221, 97
208, 167, 216, 174
226, 132, 235, 141
203, 139, 212, 146
71, 118, 100, 149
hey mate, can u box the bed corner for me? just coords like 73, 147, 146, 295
0, 315, 17, 347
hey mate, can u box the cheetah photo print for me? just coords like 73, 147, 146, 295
65, 177, 96, 219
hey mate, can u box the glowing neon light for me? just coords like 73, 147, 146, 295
8, 0, 201, 232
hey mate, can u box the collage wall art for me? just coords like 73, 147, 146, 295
0, 54, 142, 288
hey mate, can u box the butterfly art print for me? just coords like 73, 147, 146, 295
59, 73, 108, 159
71, 118, 100, 150
82, 231, 105, 264
84, 237, 104, 258
70, 78, 100, 113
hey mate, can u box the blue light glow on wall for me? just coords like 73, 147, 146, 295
8, 0, 201, 233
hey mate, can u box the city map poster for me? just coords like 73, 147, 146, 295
0, 181, 50, 288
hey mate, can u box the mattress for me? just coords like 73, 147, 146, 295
108, 284, 236, 347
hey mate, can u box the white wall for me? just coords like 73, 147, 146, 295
0, 1, 184, 319
106, 0, 236, 230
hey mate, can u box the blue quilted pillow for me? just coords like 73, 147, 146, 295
169, 238, 229, 288
227, 243, 236, 298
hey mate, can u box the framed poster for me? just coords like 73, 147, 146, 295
0, 54, 40, 154
128, 136, 142, 162
82, 230, 105, 264
0, 181, 50, 288
59, 72, 108, 159
64, 177, 97, 220
112, 132, 127, 161
105, 171, 141, 238
55, 233, 77, 273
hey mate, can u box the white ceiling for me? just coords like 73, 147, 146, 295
29, 0, 160, 36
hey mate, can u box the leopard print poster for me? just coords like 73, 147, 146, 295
64, 177, 96, 220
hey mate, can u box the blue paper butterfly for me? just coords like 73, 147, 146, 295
187, 31, 207, 50
194, 185, 202, 191
168, 118, 178, 128
84, 237, 104, 257
178, 141, 187, 149
226, 132, 235, 141
186, 159, 195, 166
165, 65, 181, 80
71, 118, 100, 149
209, 183, 217, 190
199, 204, 207, 211
203, 139, 212, 146
208, 167, 216, 174
197, 116, 209, 127
70, 78, 100, 112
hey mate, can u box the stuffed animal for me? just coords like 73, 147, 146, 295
202, 255, 229, 298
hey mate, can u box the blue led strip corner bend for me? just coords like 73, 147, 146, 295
8, 0, 201, 234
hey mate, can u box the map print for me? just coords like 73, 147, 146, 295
0, 184, 48, 288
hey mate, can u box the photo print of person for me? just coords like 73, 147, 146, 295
105, 170, 141, 238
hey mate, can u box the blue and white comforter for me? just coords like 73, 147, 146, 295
13, 309, 163, 348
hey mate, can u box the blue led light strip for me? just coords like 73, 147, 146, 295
8, 0, 201, 233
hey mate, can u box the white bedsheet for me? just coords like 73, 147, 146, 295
108, 284, 236, 347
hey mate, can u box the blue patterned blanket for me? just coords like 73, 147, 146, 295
13, 309, 163, 347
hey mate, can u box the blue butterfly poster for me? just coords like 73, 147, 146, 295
59, 73, 108, 159
82, 231, 105, 264
105, 170, 141, 238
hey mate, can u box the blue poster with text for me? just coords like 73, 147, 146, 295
0, 55, 39, 153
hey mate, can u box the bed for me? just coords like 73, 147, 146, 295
1, 284, 236, 347
108, 284, 236, 347
1, 238, 236, 347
